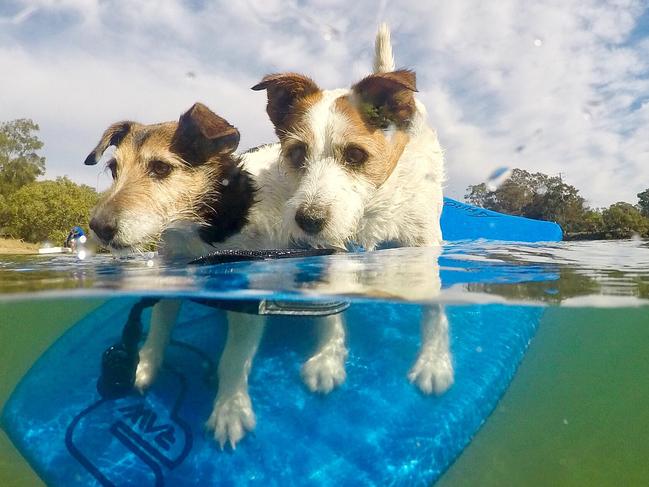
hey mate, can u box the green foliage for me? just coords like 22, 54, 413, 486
601, 202, 649, 238
579, 209, 605, 235
465, 169, 649, 239
0, 119, 46, 196
2, 177, 99, 243
464, 182, 495, 208
638, 189, 649, 218
465, 169, 589, 233
359, 101, 393, 129
0, 193, 6, 230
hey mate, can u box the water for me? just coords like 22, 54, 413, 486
0, 240, 648, 486
2, 241, 647, 304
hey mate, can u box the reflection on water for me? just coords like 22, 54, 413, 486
1, 240, 647, 306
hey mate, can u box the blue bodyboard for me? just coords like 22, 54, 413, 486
1, 201, 560, 485
3, 299, 542, 486
441, 198, 563, 242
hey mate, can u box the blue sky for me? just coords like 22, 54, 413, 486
1, 0, 648, 207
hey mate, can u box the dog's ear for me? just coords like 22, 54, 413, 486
352, 70, 417, 129
251, 73, 321, 134
172, 103, 240, 165
84, 121, 135, 165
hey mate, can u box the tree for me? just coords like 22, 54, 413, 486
464, 182, 498, 209
638, 188, 649, 218
0, 119, 46, 196
579, 209, 605, 235
3, 177, 99, 243
465, 169, 590, 233
601, 202, 649, 238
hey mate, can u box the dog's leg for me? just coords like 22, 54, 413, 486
408, 304, 454, 395
301, 313, 348, 393
135, 299, 181, 391
207, 311, 264, 450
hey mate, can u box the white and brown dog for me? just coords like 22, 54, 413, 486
252, 24, 453, 396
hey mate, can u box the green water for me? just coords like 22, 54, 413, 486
438, 306, 649, 487
1, 300, 647, 486
0, 298, 105, 487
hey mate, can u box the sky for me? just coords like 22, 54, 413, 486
1, 0, 648, 208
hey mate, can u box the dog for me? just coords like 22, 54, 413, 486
85, 104, 286, 450
85, 103, 355, 450
85, 106, 286, 257
252, 23, 453, 396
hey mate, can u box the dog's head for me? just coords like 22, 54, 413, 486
252, 70, 417, 249
85, 103, 243, 252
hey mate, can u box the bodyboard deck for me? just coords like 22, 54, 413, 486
2, 299, 542, 486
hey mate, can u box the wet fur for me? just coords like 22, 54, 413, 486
86, 105, 290, 450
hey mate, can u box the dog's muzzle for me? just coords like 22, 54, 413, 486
89, 214, 118, 244
295, 204, 330, 235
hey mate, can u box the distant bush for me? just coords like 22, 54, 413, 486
602, 202, 649, 239
466, 169, 649, 239
465, 169, 590, 234
0, 193, 6, 236
2, 177, 99, 244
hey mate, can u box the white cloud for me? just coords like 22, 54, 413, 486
0, 0, 647, 206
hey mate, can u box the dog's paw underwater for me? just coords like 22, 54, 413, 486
207, 390, 257, 450
134, 348, 164, 392
408, 350, 455, 395
301, 347, 348, 394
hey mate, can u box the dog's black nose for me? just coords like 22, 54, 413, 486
295, 205, 329, 235
90, 216, 117, 243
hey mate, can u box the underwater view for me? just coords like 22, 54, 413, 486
2, 0, 649, 485
1, 240, 648, 486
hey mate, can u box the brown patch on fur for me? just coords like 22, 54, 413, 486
84, 121, 138, 165
352, 69, 417, 129
252, 73, 322, 137
253, 71, 412, 188
172, 103, 240, 165
334, 96, 409, 187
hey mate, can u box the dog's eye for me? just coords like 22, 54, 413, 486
343, 146, 368, 166
286, 144, 307, 168
149, 160, 173, 178
106, 159, 118, 179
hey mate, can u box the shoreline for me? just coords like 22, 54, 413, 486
0, 238, 39, 255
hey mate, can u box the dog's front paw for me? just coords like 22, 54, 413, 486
206, 391, 256, 450
408, 351, 454, 395
301, 348, 347, 394
134, 348, 163, 392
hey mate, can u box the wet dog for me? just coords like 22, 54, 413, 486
85, 105, 286, 256
85, 104, 293, 449
252, 24, 453, 396
86, 103, 366, 449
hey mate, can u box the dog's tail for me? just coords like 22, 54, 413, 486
373, 23, 395, 73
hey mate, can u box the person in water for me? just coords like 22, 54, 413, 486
64, 226, 86, 250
